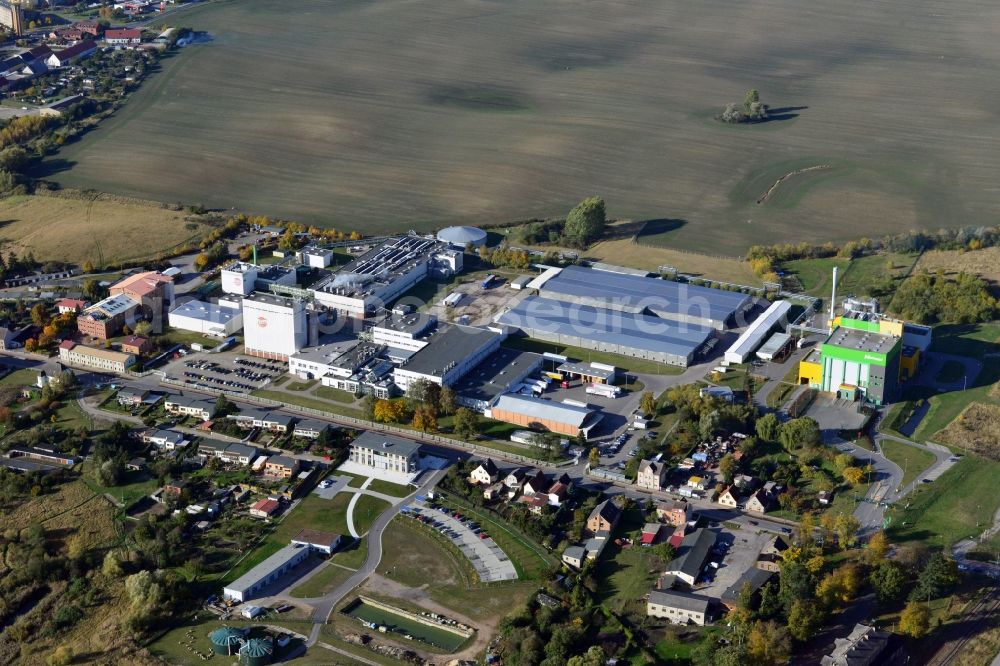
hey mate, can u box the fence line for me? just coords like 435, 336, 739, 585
159, 377, 553, 466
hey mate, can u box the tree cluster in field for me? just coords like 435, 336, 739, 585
0, 370, 79, 444
889, 270, 997, 324
718, 90, 769, 124
509, 196, 607, 250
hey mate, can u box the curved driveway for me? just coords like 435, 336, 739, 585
304, 467, 448, 646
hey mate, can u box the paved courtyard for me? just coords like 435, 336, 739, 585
693, 526, 772, 600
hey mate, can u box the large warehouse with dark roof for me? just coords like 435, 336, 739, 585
494, 296, 715, 367
533, 265, 753, 330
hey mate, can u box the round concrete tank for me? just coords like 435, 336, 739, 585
209, 626, 246, 656
436, 226, 487, 249
239, 637, 274, 666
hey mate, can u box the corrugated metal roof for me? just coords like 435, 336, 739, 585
492, 393, 594, 427
539, 265, 750, 322
495, 296, 713, 359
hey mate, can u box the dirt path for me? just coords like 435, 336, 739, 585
756, 164, 831, 204
360, 574, 498, 661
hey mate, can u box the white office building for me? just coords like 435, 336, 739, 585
242, 293, 308, 360
221, 262, 297, 296
297, 245, 335, 268
168, 299, 244, 336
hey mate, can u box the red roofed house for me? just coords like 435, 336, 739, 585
57, 298, 87, 314
517, 493, 548, 515
105, 28, 142, 45
668, 525, 687, 549
250, 498, 280, 518
641, 523, 665, 546
120, 335, 151, 355
546, 481, 569, 507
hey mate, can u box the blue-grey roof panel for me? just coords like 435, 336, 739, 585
496, 297, 713, 358
540, 265, 750, 322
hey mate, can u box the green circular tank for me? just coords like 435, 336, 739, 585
239, 637, 273, 666
209, 627, 246, 655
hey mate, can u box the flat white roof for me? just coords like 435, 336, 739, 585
723, 301, 791, 363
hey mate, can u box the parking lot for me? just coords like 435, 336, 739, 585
693, 526, 772, 599
162, 350, 286, 394
403, 501, 518, 582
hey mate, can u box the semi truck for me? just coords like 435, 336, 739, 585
586, 383, 621, 399
481, 274, 496, 289
441, 292, 463, 307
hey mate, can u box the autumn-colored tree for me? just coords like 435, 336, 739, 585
412, 406, 438, 433
24, 337, 38, 352
834, 513, 861, 550
804, 554, 826, 575
640, 391, 656, 416
746, 620, 792, 665
82, 260, 95, 273
815, 563, 861, 609
863, 531, 890, 565
899, 601, 931, 637
373, 399, 407, 423
842, 466, 865, 485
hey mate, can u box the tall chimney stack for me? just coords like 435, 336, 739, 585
829, 266, 839, 330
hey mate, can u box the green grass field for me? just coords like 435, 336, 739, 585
365, 479, 412, 498
878, 439, 936, 487
36, 0, 1000, 254
783, 252, 920, 297
887, 457, 1000, 549
290, 563, 354, 598
898, 323, 1000, 442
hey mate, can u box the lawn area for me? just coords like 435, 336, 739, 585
782, 252, 919, 298
221, 492, 389, 584
157, 328, 220, 349
887, 456, 1000, 548
353, 494, 391, 535
287, 379, 318, 391
591, 237, 760, 285
53, 398, 92, 431
290, 563, 354, 598
0, 367, 41, 387
378, 518, 536, 621
366, 478, 412, 498
936, 360, 967, 384
894, 323, 1000, 443
598, 536, 661, 611
502, 337, 684, 377
79, 462, 159, 508
878, 439, 936, 487
252, 389, 364, 419
314, 386, 357, 403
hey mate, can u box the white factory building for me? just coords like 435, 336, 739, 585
370, 311, 437, 352
221, 262, 298, 296
392, 324, 504, 392
242, 293, 308, 360
723, 300, 792, 364
297, 245, 335, 268
310, 236, 462, 317
168, 299, 244, 336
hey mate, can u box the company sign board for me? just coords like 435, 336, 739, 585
821, 343, 887, 366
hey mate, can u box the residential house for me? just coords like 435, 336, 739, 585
0, 325, 28, 351
105, 28, 142, 45
818, 490, 833, 505
126, 457, 146, 471
468, 458, 500, 485
120, 335, 151, 355
641, 523, 665, 546
290, 529, 341, 555
249, 498, 281, 518
503, 467, 528, 489
686, 475, 708, 491
745, 490, 771, 514
664, 528, 716, 587
141, 428, 189, 451
647, 589, 712, 625
117, 388, 150, 407
546, 480, 569, 507
562, 545, 587, 569
586, 499, 621, 535
522, 470, 549, 497
264, 455, 300, 479
293, 419, 331, 440
717, 486, 740, 508
218, 443, 259, 466
517, 494, 548, 515
756, 535, 788, 573
56, 298, 87, 314
657, 499, 691, 527
162, 479, 187, 500
636, 458, 667, 491
45, 40, 96, 68
165, 395, 217, 420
